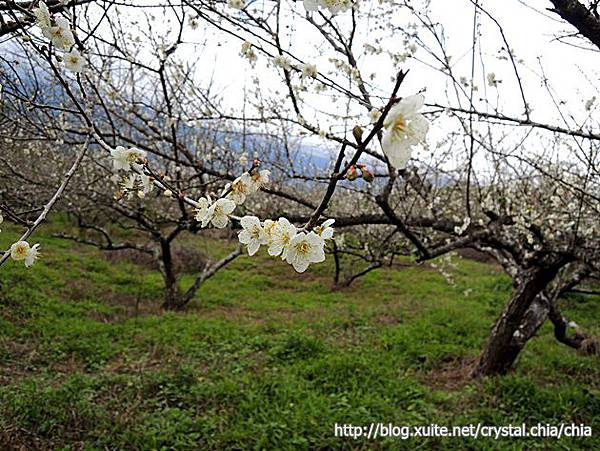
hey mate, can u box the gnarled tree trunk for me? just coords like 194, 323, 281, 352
472, 263, 563, 377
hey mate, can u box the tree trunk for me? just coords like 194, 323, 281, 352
157, 239, 181, 310
472, 264, 562, 377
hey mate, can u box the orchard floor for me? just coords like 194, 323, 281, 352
0, 222, 598, 450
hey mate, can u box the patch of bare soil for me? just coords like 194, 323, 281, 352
0, 340, 39, 385
102, 248, 156, 270
421, 356, 479, 391
0, 427, 74, 451
101, 243, 210, 275
376, 314, 403, 326
456, 248, 497, 264
62, 278, 161, 323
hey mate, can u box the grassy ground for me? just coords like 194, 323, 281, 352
0, 221, 598, 450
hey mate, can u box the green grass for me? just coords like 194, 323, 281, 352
0, 221, 598, 450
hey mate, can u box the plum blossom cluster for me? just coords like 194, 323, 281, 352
191, 167, 334, 273
271, 57, 319, 82
240, 41, 257, 65
33, 1, 86, 72
238, 216, 335, 273
381, 94, 429, 169
109, 146, 154, 199
193, 168, 270, 229
303, 0, 357, 14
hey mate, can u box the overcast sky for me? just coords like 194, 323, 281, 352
181, 0, 597, 120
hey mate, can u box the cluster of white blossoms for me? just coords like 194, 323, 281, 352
381, 94, 429, 169
193, 168, 270, 229
301, 63, 318, 80
33, 1, 86, 72
240, 41, 257, 65
238, 216, 334, 273
117, 173, 154, 199
272, 55, 292, 71
227, 170, 270, 204
303, 0, 356, 14
110, 146, 154, 199
111, 146, 146, 171
191, 166, 334, 273
454, 216, 471, 236
194, 197, 236, 229
271, 57, 319, 83
9, 241, 40, 268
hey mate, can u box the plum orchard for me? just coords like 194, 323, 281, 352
0, 0, 598, 376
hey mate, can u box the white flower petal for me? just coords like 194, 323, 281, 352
292, 258, 310, 273
382, 133, 413, 169
247, 241, 260, 256
241, 215, 260, 229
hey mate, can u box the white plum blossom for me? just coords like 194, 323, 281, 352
238, 216, 269, 256
454, 216, 471, 235
110, 146, 147, 171
203, 198, 236, 229
33, 1, 52, 29
227, 0, 244, 9
250, 169, 270, 190
263, 219, 277, 237
585, 96, 596, 111
303, 0, 355, 14
381, 94, 429, 169
25, 244, 40, 267
46, 17, 75, 50
63, 49, 86, 73
267, 217, 297, 259
272, 55, 292, 70
138, 174, 154, 196
227, 173, 254, 205
240, 41, 257, 64
120, 174, 136, 191
487, 72, 500, 87
10, 241, 40, 267
285, 232, 326, 273
369, 108, 382, 123
314, 218, 335, 240
194, 197, 210, 223
301, 63, 318, 79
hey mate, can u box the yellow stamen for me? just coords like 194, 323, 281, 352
392, 115, 406, 132
295, 241, 310, 254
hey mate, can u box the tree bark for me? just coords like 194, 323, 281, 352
549, 0, 600, 51
472, 263, 563, 377
157, 239, 181, 310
